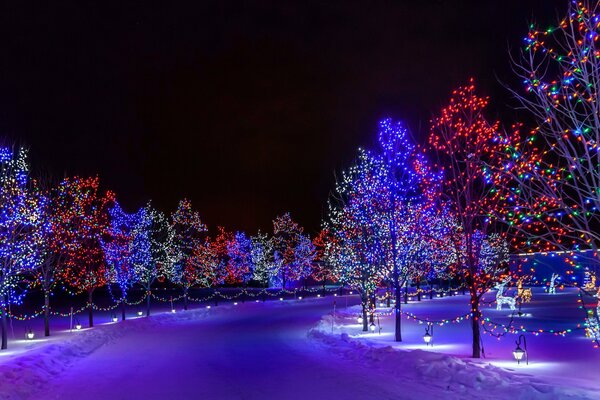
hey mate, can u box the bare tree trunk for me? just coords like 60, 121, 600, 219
1, 304, 7, 350
361, 300, 368, 332
121, 299, 126, 321
395, 286, 402, 342
183, 287, 188, 310
417, 277, 421, 302
470, 293, 481, 358
146, 289, 151, 317
88, 289, 94, 327
44, 290, 50, 336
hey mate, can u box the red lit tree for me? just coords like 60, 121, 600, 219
58, 176, 114, 327
429, 81, 516, 358
311, 229, 338, 288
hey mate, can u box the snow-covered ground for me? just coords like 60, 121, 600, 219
312, 287, 600, 399
0, 288, 598, 399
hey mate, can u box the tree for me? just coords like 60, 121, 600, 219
272, 213, 313, 288
325, 150, 388, 331
227, 231, 254, 285
33, 179, 69, 337
0, 146, 45, 349
57, 176, 114, 328
311, 229, 338, 288
374, 118, 441, 341
251, 231, 275, 287
509, 0, 600, 260
103, 202, 151, 320
167, 199, 207, 310
140, 203, 170, 316
429, 81, 516, 357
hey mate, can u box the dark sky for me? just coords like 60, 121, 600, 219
0, 1, 565, 234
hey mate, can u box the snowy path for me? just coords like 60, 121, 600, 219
40, 298, 440, 400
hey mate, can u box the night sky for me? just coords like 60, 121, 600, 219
0, 1, 565, 234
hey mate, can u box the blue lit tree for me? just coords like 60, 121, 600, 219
103, 202, 150, 320
0, 146, 46, 349
227, 231, 255, 286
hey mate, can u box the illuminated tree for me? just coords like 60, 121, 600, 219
57, 176, 114, 328
166, 199, 207, 310
212, 226, 234, 285
325, 151, 387, 331
250, 231, 275, 287
103, 202, 151, 320
509, 0, 600, 261
375, 119, 442, 341
227, 231, 254, 285
311, 229, 338, 288
429, 81, 515, 358
0, 146, 45, 349
34, 180, 67, 337
272, 213, 314, 288
139, 203, 170, 316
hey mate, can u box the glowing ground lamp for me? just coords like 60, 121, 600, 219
513, 335, 528, 365
233, 302, 238, 306
26, 328, 34, 340
171, 308, 176, 313
137, 310, 143, 317
75, 319, 82, 330
423, 323, 433, 346
357, 315, 364, 325
298, 296, 303, 300
111, 313, 118, 323
279, 297, 284, 301
370, 322, 376, 332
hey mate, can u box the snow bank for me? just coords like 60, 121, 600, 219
0, 308, 210, 400
309, 314, 596, 400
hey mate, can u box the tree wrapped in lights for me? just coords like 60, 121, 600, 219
212, 227, 235, 285
139, 204, 171, 316
227, 231, 254, 285
166, 199, 207, 310
103, 202, 151, 320
429, 81, 515, 358
374, 118, 444, 341
33, 180, 70, 337
508, 0, 600, 263
311, 229, 339, 288
272, 213, 314, 289
250, 231, 275, 287
325, 150, 387, 331
0, 146, 46, 349
57, 176, 114, 328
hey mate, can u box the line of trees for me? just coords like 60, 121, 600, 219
0, 153, 321, 349
319, 0, 600, 358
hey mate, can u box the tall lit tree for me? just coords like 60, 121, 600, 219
272, 213, 313, 288
429, 81, 516, 358
325, 151, 387, 331
166, 199, 207, 310
227, 231, 254, 285
58, 176, 114, 328
251, 231, 275, 287
0, 146, 45, 349
509, 0, 600, 261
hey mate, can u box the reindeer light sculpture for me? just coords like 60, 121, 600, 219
495, 277, 516, 311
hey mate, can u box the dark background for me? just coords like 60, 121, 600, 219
0, 1, 565, 234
